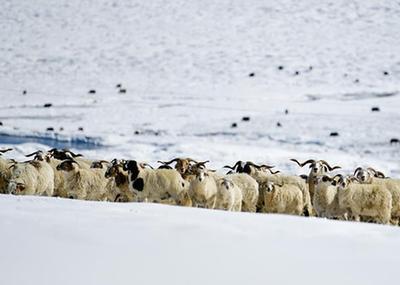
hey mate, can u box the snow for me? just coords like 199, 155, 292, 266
1, 0, 400, 283
1, 194, 400, 285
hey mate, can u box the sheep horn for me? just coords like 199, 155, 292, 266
259, 164, 275, 169
376, 171, 385, 178
141, 163, 154, 169
245, 161, 263, 169
158, 158, 180, 165
223, 165, 236, 170
25, 150, 42, 157
354, 167, 363, 176
320, 160, 341, 171
267, 169, 280, 174
0, 148, 13, 154
290, 159, 315, 167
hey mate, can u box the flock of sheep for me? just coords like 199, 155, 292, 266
0, 147, 399, 226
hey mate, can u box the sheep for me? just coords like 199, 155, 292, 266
8, 160, 54, 196
259, 182, 303, 216
225, 173, 259, 212
0, 148, 14, 193
104, 159, 135, 202
337, 175, 392, 224
123, 160, 187, 204
56, 159, 108, 201
215, 178, 242, 211
224, 160, 311, 214
157, 157, 198, 179
25, 150, 69, 198
290, 159, 341, 202
354, 167, 400, 225
188, 166, 218, 209
313, 175, 347, 219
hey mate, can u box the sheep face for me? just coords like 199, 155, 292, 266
354, 168, 372, 183
310, 161, 328, 176
176, 159, 190, 175
105, 164, 118, 178
265, 182, 275, 193
195, 168, 209, 182
218, 178, 234, 192
56, 160, 78, 172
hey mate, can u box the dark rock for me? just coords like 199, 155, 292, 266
249, 73, 255, 77
276, 122, 282, 127
231, 123, 237, 128
285, 109, 289, 115
119, 88, 127, 94
22, 90, 27, 95
330, 132, 339, 137
278, 66, 284, 70
242, 116, 250, 122
390, 138, 400, 144
43, 103, 52, 108
46, 127, 54, 131
88, 90, 96, 94
78, 127, 84, 131
371, 107, 380, 112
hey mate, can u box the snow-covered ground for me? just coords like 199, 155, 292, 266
1, 0, 400, 283
1, 194, 400, 285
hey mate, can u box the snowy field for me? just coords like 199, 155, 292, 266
1, 0, 400, 284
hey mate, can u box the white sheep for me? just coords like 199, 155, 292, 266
56, 159, 108, 201
337, 175, 392, 224
0, 148, 14, 193
25, 150, 69, 198
290, 158, 341, 203
355, 167, 400, 225
259, 173, 312, 216
226, 173, 259, 212
8, 160, 54, 196
313, 175, 347, 219
188, 167, 218, 209
123, 160, 187, 204
215, 178, 242, 211
260, 182, 304, 215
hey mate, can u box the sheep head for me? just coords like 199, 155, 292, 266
291, 159, 341, 175
56, 159, 79, 172
90, 160, 109, 169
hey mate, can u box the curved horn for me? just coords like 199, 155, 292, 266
290, 159, 315, 167
197, 160, 210, 165
376, 171, 385, 178
0, 148, 13, 154
158, 158, 180, 165
354, 167, 363, 176
320, 160, 341, 171
259, 164, 275, 169
223, 165, 235, 170
267, 169, 280, 174
141, 163, 154, 169
25, 150, 42, 157
245, 161, 263, 169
